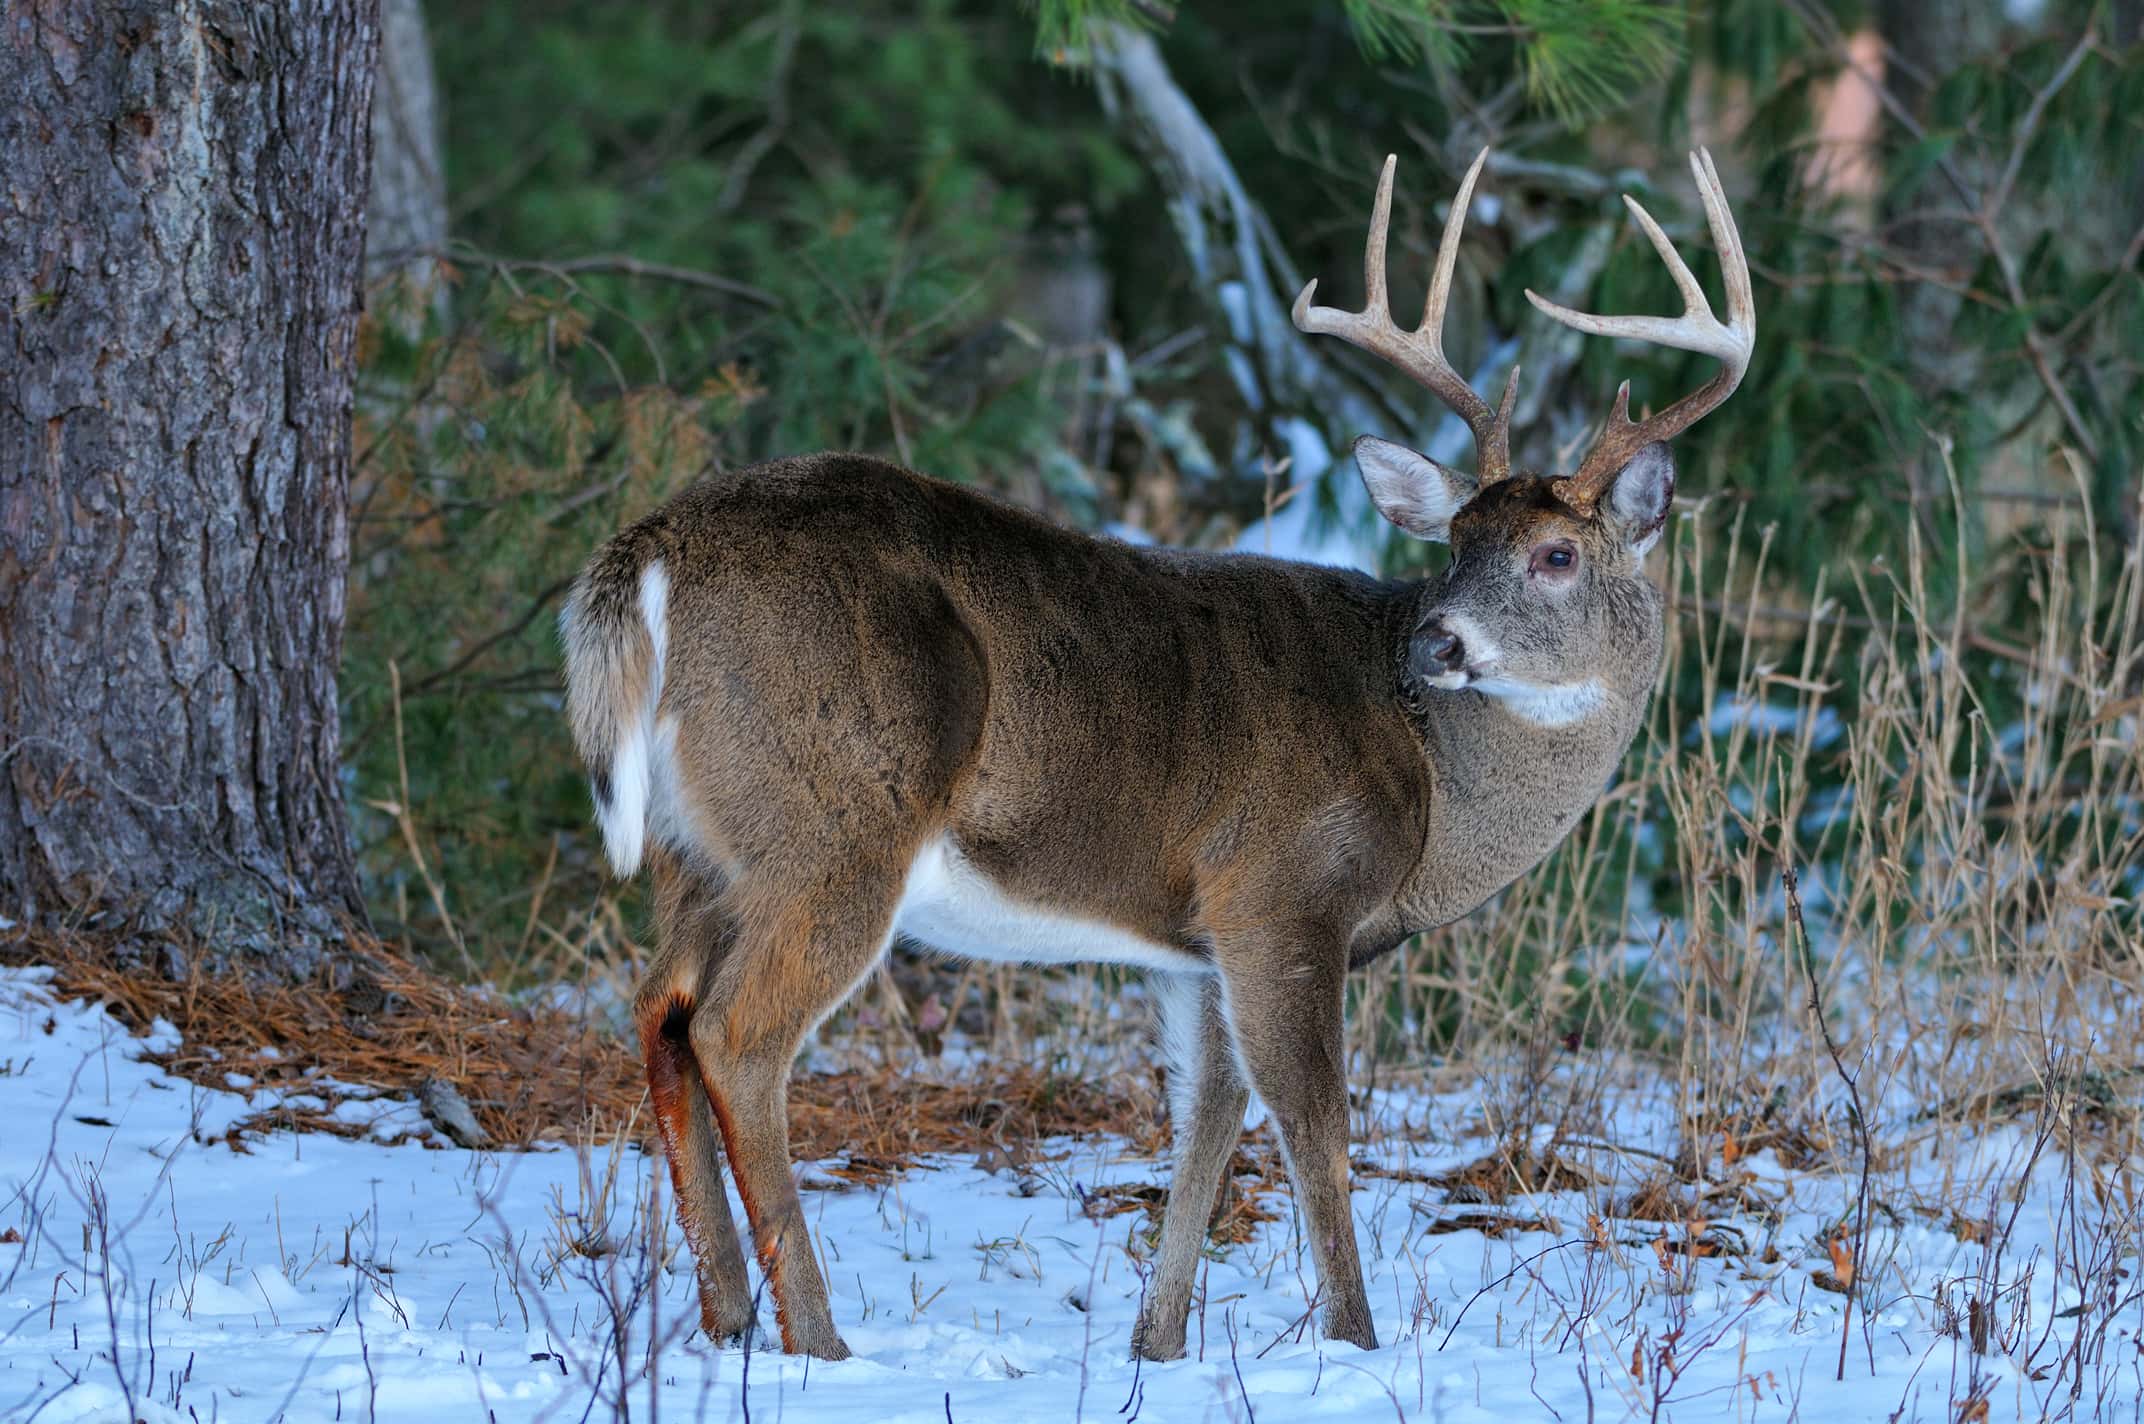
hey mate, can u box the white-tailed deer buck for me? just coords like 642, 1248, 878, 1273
562, 148, 1753, 1361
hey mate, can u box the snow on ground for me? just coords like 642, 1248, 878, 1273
2, 965, 2138, 1422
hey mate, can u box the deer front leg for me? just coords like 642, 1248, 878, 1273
1214, 935, 1376, 1351
1133, 971, 1250, 1361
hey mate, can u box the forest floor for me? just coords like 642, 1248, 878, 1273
3, 957, 2138, 1424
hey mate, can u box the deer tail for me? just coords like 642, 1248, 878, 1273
560, 535, 671, 877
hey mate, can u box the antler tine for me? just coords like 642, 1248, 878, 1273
1524, 147, 1756, 516
1292, 149, 1517, 485
1696, 149, 1757, 340
1361, 153, 1395, 325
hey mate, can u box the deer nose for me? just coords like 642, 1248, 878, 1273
1414, 621, 1467, 678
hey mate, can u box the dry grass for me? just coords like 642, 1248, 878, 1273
0, 925, 1163, 1172
1, 926, 645, 1149
1325, 470, 2144, 1179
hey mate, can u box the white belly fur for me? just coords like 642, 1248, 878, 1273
891, 835, 1205, 974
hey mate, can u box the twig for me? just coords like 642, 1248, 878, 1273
398, 575, 576, 701
716, 0, 800, 214
1784, 2, 2104, 461
1687, 596, 2095, 691
1970, 26, 2102, 462
1252, 1285, 1324, 1359
371, 243, 780, 309
1983, 24, 2097, 228
1437, 1238, 1591, 1350
1784, 4, 2104, 452
352, 1219, 380, 1424
86, 1174, 136, 1422
1782, 865, 1872, 1382
1224, 1303, 1256, 1424
2053, 216, 2144, 348
497, 252, 782, 309
1073, 1194, 1109, 1424
367, 662, 475, 977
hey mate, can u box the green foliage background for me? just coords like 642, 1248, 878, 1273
344, 0, 2141, 981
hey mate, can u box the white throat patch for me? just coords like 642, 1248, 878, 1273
1469, 674, 1609, 728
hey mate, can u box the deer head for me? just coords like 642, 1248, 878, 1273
1293, 149, 1754, 720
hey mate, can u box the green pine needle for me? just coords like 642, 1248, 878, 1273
1508, 0, 1683, 123
1031, 1, 1682, 123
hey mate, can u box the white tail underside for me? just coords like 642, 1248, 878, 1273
599, 561, 671, 876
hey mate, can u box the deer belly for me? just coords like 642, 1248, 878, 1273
891, 836, 1203, 973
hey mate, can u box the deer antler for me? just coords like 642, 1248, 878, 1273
1292, 149, 1520, 486
1525, 149, 1755, 517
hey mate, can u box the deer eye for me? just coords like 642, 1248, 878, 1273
1531, 543, 1578, 576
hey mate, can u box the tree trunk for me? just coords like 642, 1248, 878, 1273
366, 0, 447, 334
1875, 0, 2003, 392
0, 1, 379, 952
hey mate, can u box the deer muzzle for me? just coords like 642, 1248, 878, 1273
1411, 619, 1469, 685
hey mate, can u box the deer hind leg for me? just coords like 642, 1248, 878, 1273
1134, 970, 1249, 1361
638, 851, 756, 1344
686, 857, 910, 1361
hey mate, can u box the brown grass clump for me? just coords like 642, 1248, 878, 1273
1444, 1138, 1605, 1200
1, 924, 1161, 1170
1082, 1137, 1287, 1247
787, 1062, 1163, 1185
1355, 1137, 1606, 1203
1417, 1209, 1560, 1240
3, 925, 645, 1149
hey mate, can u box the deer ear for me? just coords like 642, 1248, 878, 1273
1353, 436, 1473, 542
1605, 442, 1675, 556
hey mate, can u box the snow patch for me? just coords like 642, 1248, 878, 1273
2, 963, 2133, 1422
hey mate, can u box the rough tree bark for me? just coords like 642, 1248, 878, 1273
366, 0, 447, 334
0, 1, 380, 950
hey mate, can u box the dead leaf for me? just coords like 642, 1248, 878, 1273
1416, 1209, 1556, 1240
974, 1141, 1025, 1176
1826, 1230, 1856, 1288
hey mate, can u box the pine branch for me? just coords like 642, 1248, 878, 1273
1041, 1, 1683, 123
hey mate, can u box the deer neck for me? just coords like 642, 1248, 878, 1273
1392, 580, 1662, 931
